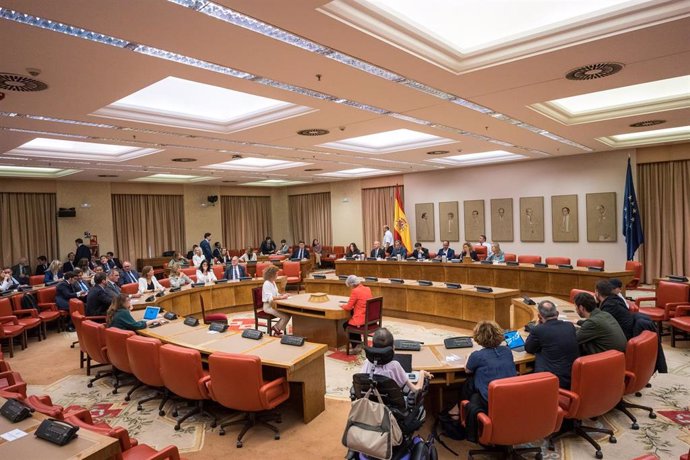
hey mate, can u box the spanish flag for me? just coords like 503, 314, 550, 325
394, 185, 412, 253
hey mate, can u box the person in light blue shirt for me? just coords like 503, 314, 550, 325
486, 243, 505, 263
389, 240, 407, 259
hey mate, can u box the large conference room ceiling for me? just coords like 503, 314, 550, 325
0, 0, 689, 186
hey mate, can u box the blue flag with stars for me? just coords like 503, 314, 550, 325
623, 157, 644, 260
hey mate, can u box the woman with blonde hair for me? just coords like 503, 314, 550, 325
261, 265, 291, 336
138, 265, 164, 294
106, 293, 149, 330
239, 246, 257, 262
168, 265, 193, 289
192, 246, 205, 268
44, 259, 64, 283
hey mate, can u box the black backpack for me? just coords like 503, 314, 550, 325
21, 292, 39, 310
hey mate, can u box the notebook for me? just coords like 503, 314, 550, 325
143, 306, 160, 320
504, 330, 525, 352
393, 353, 420, 383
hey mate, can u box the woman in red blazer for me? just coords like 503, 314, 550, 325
341, 275, 372, 352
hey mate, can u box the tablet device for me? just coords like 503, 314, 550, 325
504, 330, 525, 352
143, 306, 160, 320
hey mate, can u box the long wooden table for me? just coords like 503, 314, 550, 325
305, 275, 520, 329
274, 293, 351, 348
0, 397, 120, 459
335, 260, 633, 299
132, 309, 327, 423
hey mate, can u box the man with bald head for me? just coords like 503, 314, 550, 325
370, 241, 386, 259
223, 256, 247, 280
524, 299, 579, 388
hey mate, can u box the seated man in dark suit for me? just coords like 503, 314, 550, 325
595, 280, 634, 340
411, 242, 429, 260
524, 300, 579, 388
224, 256, 247, 280
63, 252, 76, 273
389, 240, 407, 259
118, 261, 140, 286
106, 251, 123, 270
260, 236, 276, 255
11, 257, 31, 285
291, 240, 310, 260
86, 273, 112, 317
34, 256, 49, 277
97, 255, 112, 273
56, 271, 86, 311
105, 269, 122, 298
435, 241, 455, 260
574, 292, 627, 355
369, 241, 386, 259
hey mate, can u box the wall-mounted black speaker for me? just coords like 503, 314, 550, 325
57, 208, 76, 218
207, 195, 219, 205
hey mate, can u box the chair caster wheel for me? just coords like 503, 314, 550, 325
137, 405, 143, 411
174, 425, 181, 431
87, 383, 93, 388
274, 434, 280, 440
632, 422, 639, 430
547, 443, 555, 451
650, 413, 657, 419
635, 392, 642, 397
595, 451, 603, 459
124, 396, 130, 401
159, 410, 165, 416
112, 389, 118, 394
236, 441, 243, 448
219, 430, 225, 436
172, 411, 178, 417
609, 436, 617, 444
210, 421, 217, 428
535, 453, 543, 460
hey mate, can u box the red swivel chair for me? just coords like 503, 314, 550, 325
625, 261, 643, 289
0, 312, 25, 358
637, 281, 690, 333
199, 295, 227, 324
616, 331, 658, 429
104, 327, 138, 395
212, 265, 224, 280
473, 246, 488, 261
346, 297, 383, 355
29, 275, 45, 286
36, 286, 66, 332
120, 283, 139, 295
670, 305, 690, 347
548, 350, 626, 459
159, 344, 217, 431
125, 336, 170, 415
159, 278, 171, 289
72, 310, 107, 373
569, 289, 595, 304
181, 267, 196, 277
121, 445, 184, 460
0, 367, 26, 398
282, 261, 302, 292
504, 253, 517, 262
252, 286, 274, 335
23, 394, 89, 420
80, 320, 112, 387
204, 352, 289, 448
0, 297, 40, 345
576, 258, 605, 269
64, 411, 139, 460
518, 255, 542, 264
461, 373, 564, 459
545, 256, 571, 266
254, 262, 273, 279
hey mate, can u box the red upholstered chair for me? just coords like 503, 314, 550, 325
428, 251, 437, 259
627, 299, 640, 313
0, 312, 25, 357
473, 246, 488, 261
29, 275, 44, 286
72, 310, 107, 372
569, 288, 595, 304
0, 297, 41, 345
121, 283, 139, 295
268, 254, 286, 261
461, 373, 564, 459
631, 454, 659, 460
80, 320, 112, 387
282, 261, 302, 292
670, 305, 690, 348
24, 394, 89, 420
200, 296, 227, 324
625, 261, 643, 289
637, 281, 690, 332
64, 412, 139, 460
121, 445, 184, 460
616, 331, 658, 429
34, 288, 62, 334
204, 352, 289, 448
545, 256, 571, 266
323, 245, 345, 267
252, 286, 274, 335
104, 327, 138, 395
125, 336, 170, 415
0, 368, 27, 398
159, 344, 216, 431
254, 262, 273, 279
346, 297, 383, 355
181, 267, 196, 277
576, 258, 605, 269
158, 278, 171, 288
518, 255, 542, 264
504, 253, 517, 262
212, 265, 224, 280
548, 350, 626, 458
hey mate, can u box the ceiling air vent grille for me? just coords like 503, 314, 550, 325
565, 63, 623, 81
0, 73, 48, 92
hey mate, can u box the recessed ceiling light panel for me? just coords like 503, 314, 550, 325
596, 125, 690, 148
205, 157, 310, 172
242, 179, 306, 186
4, 138, 161, 162
319, 129, 455, 154
130, 173, 214, 183
317, 167, 396, 178
0, 164, 80, 177
426, 150, 525, 167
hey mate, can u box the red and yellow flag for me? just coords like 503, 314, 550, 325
393, 185, 412, 253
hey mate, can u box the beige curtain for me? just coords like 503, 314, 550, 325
111, 194, 185, 263
221, 196, 272, 250
638, 160, 690, 282
362, 186, 401, 251
0, 193, 58, 267
288, 192, 332, 245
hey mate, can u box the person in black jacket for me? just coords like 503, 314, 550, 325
595, 280, 634, 339
524, 300, 579, 388
34, 256, 49, 277
411, 242, 429, 260
86, 273, 112, 317
56, 272, 85, 311
370, 241, 386, 259
74, 238, 92, 267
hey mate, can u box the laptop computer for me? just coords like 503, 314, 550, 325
504, 330, 525, 352
393, 353, 420, 383
143, 306, 161, 321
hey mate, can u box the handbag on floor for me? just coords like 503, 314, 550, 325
342, 386, 402, 460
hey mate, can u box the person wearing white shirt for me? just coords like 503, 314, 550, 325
261, 265, 291, 336
239, 247, 257, 262
196, 260, 217, 284
383, 225, 394, 247
192, 247, 205, 268
138, 265, 165, 295
477, 234, 491, 249
1, 267, 21, 291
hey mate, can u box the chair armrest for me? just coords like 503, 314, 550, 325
259, 377, 288, 407
665, 302, 689, 315
476, 412, 493, 444
675, 305, 690, 317
148, 445, 181, 460
554, 406, 566, 432
12, 308, 39, 318
37, 303, 57, 311
198, 375, 211, 395
557, 388, 580, 417
26, 394, 64, 418
85, 315, 107, 322
459, 400, 469, 426
636, 296, 656, 303
0, 371, 27, 399
0, 315, 19, 325
624, 370, 637, 391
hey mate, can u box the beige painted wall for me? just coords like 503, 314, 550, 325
183, 185, 222, 249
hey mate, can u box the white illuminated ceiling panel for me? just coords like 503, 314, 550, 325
426, 150, 525, 166
242, 179, 306, 186
205, 157, 310, 172
318, 129, 455, 154
0, 165, 80, 178
4, 138, 160, 162
317, 167, 396, 178
597, 125, 690, 148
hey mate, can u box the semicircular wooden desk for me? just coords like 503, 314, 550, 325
131, 281, 327, 423
334, 260, 634, 299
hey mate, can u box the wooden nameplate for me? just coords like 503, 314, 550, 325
309, 292, 329, 303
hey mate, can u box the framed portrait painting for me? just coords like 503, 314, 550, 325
490, 198, 513, 242
439, 201, 460, 242
520, 196, 544, 242
463, 200, 485, 242
586, 192, 617, 242
415, 203, 435, 242
551, 194, 578, 242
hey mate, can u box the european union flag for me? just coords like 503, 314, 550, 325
623, 157, 644, 260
